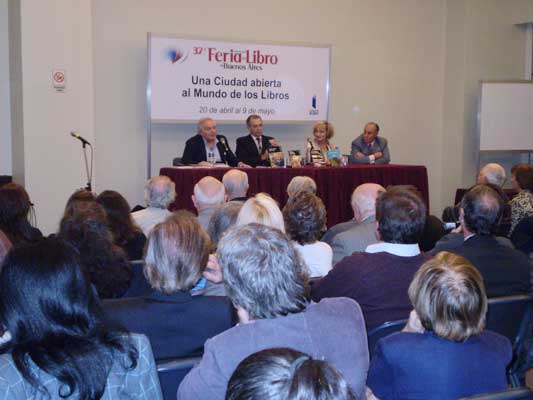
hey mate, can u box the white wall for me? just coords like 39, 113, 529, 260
92, 0, 446, 213
0, 0, 11, 175
9, 0, 95, 233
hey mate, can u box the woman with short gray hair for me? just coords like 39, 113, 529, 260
366, 251, 512, 400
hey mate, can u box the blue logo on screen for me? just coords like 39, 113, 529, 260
167, 47, 189, 64
312, 95, 317, 109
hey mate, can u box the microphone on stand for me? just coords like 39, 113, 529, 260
70, 131, 91, 146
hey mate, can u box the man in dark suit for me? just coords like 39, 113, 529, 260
235, 115, 279, 167
182, 118, 244, 167
449, 184, 531, 297
350, 121, 390, 164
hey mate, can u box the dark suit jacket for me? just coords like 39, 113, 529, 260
182, 134, 238, 166
235, 134, 274, 167
103, 289, 234, 361
450, 235, 532, 297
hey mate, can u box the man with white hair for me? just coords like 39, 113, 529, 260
222, 169, 249, 202
132, 175, 176, 235
286, 176, 317, 199
193, 176, 227, 230
478, 163, 506, 187
329, 183, 384, 264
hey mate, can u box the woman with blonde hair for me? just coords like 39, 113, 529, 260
306, 121, 335, 165
366, 251, 511, 400
236, 193, 285, 233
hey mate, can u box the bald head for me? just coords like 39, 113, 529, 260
192, 176, 226, 211
145, 175, 176, 208
460, 184, 503, 236
351, 183, 385, 222
477, 163, 506, 187
222, 169, 249, 200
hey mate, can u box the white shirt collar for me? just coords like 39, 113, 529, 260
365, 242, 421, 257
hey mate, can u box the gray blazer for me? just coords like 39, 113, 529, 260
331, 216, 378, 265
350, 134, 390, 164
177, 298, 369, 400
321, 220, 358, 245
0, 334, 163, 399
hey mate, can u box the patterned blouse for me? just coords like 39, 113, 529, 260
509, 189, 533, 236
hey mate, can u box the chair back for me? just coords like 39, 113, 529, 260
157, 356, 202, 400
122, 260, 151, 298
510, 216, 533, 255
458, 387, 533, 400
486, 295, 533, 387
367, 318, 408, 358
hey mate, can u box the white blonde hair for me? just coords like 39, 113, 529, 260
236, 193, 285, 232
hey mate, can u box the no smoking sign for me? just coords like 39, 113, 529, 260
52, 69, 66, 91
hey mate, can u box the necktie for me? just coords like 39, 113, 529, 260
256, 137, 262, 153
367, 142, 372, 153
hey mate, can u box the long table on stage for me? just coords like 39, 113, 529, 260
160, 164, 429, 227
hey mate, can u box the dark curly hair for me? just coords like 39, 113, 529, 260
96, 190, 142, 246
59, 201, 132, 299
460, 184, 502, 236
283, 191, 327, 245
376, 186, 426, 244
0, 183, 41, 244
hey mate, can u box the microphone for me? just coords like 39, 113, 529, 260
219, 136, 229, 155
70, 131, 91, 146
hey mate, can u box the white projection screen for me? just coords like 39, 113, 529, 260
479, 81, 533, 151
148, 34, 331, 123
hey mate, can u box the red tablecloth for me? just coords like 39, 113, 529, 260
160, 164, 429, 227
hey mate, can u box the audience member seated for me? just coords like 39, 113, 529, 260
178, 224, 369, 400
286, 176, 317, 199
509, 163, 533, 236
442, 163, 511, 236
283, 191, 332, 277
0, 183, 42, 245
208, 202, 243, 251
311, 186, 431, 330
193, 176, 227, 231
97, 190, 147, 260
366, 252, 511, 400
64, 188, 96, 213
444, 184, 531, 297
236, 193, 285, 232
132, 176, 175, 236
0, 230, 11, 265
222, 169, 249, 202
0, 237, 162, 399
59, 201, 133, 299
326, 183, 384, 264
103, 211, 233, 361
306, 121, 335, 166
226, 348, 356, 400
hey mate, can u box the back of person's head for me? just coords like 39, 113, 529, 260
222, 169, 249, 200
286, 176, 317, 198
0, 183, 33, 243
283, 191, 326, 245
408, 251, 487, 342
208, 202, 243, 250
0, 237, 137, 398
59, 201, 131, 299
63, 189, 96, 219
0, 230, 12, 266
375, 186, 426, 244
218, 224, 308, 319
96, 190, 141, 244
511, 163, 533, 191
144, 210, 210, 294
460, 184, 503, 236
351, 183, 385, 221
145, 176, 176, 208
193, 176, 226, 208
478, 163, 506, 187
237, 193, 285, 232
226, 348, 356, 400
